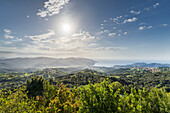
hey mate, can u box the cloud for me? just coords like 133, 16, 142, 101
0, 51, 15, 54
26, 30, 55, 42
4, 41, 12, 45
153, 3, 159, 8
118, 34, 121, 37
55, 30, 96, 51
0, 47, 20, 56
139, 26, 152, 30
98, 1, 161, 39
108, 33, 116, 37
4, 34, 14, 39
139, 22, 146, 25
86, 47, 126, 51
37, 0, 69, 17
144, 2, 160, 11
130, 10, 141, 15
161, 24, 168, 27
147, 26, 152, 29
13, 38, 23, 42
4, 29, 14, 39
139, 26, 146, 30
97, 30, 109, 34
123, 32, 127, 35
111, 16, 123, 24
4, 29, 11, 34
39, 30, 97, 52
123, 17, 138, 24
0, 29, 127, 59
100, 27, 104, 29
103, 20, 107, 22
144, 7, 150, 11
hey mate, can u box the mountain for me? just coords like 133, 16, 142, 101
0, 57, 96, 73
114, 62, 170, 68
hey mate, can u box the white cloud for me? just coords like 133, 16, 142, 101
4, 35, 14, 39
108, 33, 116, 37
40, 30, 97, 52
103, 30, 109, 33
13, 38, 23, 42
4, 41, 12, 45
130, 10, 141, 15
1, 29, 128, 59
123, 17, 138, 24
153, 3, 159, 8
26, 30, 55, 41
57, 30, 96, 50
111, 16, 123, 24
97, 30, 109, 34
144, 7, 150, 11
147, 26, 152, 29
139, 26, 152, 30
118, 30, 122, 32
4, 29, 14, 39
139, 22, 146, 25
100, 27, 104, 29
123, 32, 127, 35
161, 24, 168, 27
27, 15, 29, 18
139, 26, 146, 30
103, 20, 107, 22
86, 47, 126, 51
118, 34, 121, 37
113, 16, 122, 21
113, 27, 116, 29
4, 29, 11, 34
37, 0, 69, 17
88, 43, 97, 47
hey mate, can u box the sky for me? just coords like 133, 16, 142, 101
0, 0, 170, 62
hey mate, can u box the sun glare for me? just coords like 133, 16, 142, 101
61, 23, 72, 34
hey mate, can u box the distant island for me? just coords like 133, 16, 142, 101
113, 62, 170, 68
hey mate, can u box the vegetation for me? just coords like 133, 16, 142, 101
109, 68, 170, 92
53, 69, 129, 88
0, 68, 170, 112
0, 68, 169, 92
0, 77, 169, 112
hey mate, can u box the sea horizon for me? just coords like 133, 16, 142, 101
94, 59, 170, 67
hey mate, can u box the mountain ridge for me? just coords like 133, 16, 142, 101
0, 57, 96, 73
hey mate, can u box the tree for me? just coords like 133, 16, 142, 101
26, 76, 45, 98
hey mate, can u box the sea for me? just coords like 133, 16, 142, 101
94, 59, 170, 67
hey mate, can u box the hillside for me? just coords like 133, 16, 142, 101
109, 68, 170, 92
0, 57, 96, 73
1, 67, 169, 92
0, 68, 128, 90
53, 69, 129, 88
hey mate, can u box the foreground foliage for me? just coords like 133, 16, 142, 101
0, 77, 169, 113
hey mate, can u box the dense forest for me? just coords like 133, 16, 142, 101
0, 68, 170, 112
108, 68, 170, 92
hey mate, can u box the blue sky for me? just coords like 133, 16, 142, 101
0, 0, 170, 62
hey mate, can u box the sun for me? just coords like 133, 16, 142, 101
56, 17, 77, 35
61, 23, 72, 34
